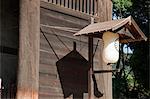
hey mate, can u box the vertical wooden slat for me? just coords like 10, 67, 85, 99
94, 0, 97, 15
71, 0, 73, 9
16, 0, 40, 98
87, 0, 89, 14
45, 0, 99, 16
65, 0, 68, 8
44, 0, 100, 16
53, 0, 56, 4
55, 0, 57, 4
73, 0, 76, 10
61, 0, 65, 7
57, 0, 60, 5
80, 0, 83, 12
76, 0, 80, 11
69, 0, 72, 9
84, 0, 86, 13
90, 0, 93, 15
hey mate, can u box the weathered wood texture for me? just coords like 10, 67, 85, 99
41, 0, 97, 15
97, 0, 112, 22
96, 0, 113, 99
88, 36, 94, 99
40, 0, 112, 99
40, 7, 87, 99
40, 6, 102, 99
16, 0, 40, 98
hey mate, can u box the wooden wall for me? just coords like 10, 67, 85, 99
0, 0, 112, 98
40, 2, 102, 98
40, 0, 112, 98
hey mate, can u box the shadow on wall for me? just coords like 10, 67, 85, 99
56, 42, 103, 99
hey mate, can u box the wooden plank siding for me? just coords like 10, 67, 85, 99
40, 0, 112, 98
40, 4, 103, 98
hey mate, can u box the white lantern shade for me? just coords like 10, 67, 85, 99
102, 31, 119, 63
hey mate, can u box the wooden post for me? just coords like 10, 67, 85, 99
96, 0, 113, 99
88, 17, 94, 99
88, 36, 93, 99
16, 0, 40, 98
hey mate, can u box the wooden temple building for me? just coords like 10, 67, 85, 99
0, 0, 147, 99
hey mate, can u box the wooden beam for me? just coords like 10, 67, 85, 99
88, 17, 94, 99
16, 0, 40, 98
96, 0, 113, 99
88, 36, 94, 99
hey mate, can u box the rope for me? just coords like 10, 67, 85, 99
50, 29, 71, 51
79, 35, 81, 51
40, 28, 60, 60
40, 24, 72, 51
93, 39, 99, 57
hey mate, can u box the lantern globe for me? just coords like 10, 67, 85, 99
102, 31, 119, 63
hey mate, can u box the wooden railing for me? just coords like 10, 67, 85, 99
43, 0, 98, 15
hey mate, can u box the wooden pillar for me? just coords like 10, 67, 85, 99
88, 17, 94, 99
88, 36, 93, 99
16, 0, 40, 98
97, 0, 112, 21
96, 0, 112, 99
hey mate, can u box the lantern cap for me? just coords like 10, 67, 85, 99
74, 16, 147, 43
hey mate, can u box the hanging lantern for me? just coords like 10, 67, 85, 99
102, 31, 119, 63
74, 16, 147, 63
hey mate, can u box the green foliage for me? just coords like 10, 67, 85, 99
113, 0, 133, 18
130, 41, 150, 96
113, 0, 133, 12
112, 0, 149, 98
129, 0, 149, 93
